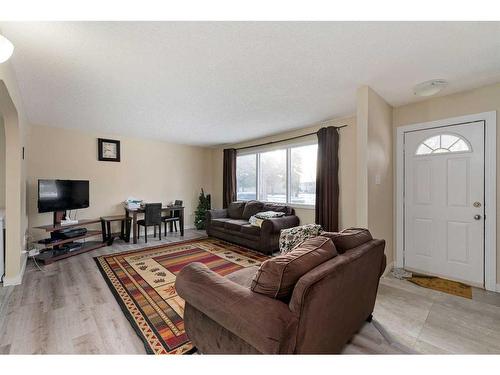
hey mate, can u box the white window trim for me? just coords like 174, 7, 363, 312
236, 139, 317, 208
395, 111, 496, 292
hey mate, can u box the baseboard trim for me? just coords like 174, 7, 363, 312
382, 261, 394, 277
2, 252, 28, 286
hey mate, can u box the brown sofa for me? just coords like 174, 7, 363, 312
176, 228, 386, 354
206, 200, 300, 255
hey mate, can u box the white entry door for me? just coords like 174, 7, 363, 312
404, 121, 485, 286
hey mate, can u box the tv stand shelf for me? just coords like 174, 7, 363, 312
34, 218, 105, 265
36, 241, 104, 265
39, 230, 102, 249
35, 218, 103, 232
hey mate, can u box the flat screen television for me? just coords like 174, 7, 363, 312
38, 179, 90, 213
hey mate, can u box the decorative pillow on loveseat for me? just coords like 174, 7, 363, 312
251, 236, 337, 301
255, 211, 286, 219
227, 201, 246, 219
249, 211, 286, 227
242, 200, 265, 220
320, 228, 373, 254
279, 224, 322, 254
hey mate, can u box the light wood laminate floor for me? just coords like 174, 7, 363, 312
1, 230, 499, 354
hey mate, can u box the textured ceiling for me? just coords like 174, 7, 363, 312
2, 22, 500, 146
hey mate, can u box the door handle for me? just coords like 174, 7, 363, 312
474, 214, 482, 220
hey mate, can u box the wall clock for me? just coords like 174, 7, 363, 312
98, 138, 121, 162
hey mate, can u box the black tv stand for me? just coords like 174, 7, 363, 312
34, 218, 105, 265
53, 210, 67, 226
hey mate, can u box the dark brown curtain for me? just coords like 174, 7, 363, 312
223, 148, 237, 208
315, 126, 339, 232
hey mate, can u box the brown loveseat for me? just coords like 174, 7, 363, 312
176, 228, 386, 354
206, 200, 300, 255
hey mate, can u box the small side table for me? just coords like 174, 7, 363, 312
100, 215, 132, 246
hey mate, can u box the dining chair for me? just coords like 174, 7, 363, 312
137, 203, 162, 243
163, 200, 183, 235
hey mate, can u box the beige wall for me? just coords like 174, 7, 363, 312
366, 87, 393, 264
27, 125, 214, 238
0, 49, 29, 282
210, 116, 358, 229
393, 82, 500, 281
0, 116, 5, 208
356, 87, 369, 227
356, 86, 394, 264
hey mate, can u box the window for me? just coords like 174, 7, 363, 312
236, 142, 318, 207
416, 134, 471, 155
259, 149, 287, 203
236, 154, 257, 200
290, 144, 317, 205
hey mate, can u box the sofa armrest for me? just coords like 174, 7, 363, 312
261, 215, 300, 234
206, 208, 228, 220
175, 262, 298, 354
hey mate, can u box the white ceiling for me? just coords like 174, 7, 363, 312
2, 22, 500, 146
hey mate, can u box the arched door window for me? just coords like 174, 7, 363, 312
415, 134, 471, 155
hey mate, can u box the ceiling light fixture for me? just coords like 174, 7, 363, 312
413, 79, 448, 97
0, 34, 14, 64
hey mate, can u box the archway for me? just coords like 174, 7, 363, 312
0, 80, 23, 284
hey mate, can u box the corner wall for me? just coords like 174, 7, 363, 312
0, 116, 5, 208
0, 57, 29, 284
357, 86, 394, 264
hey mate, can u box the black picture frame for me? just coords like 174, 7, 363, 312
98, 138, 121, 162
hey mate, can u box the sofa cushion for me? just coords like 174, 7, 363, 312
227, 201, 246, 219
211, 218, 232, 228
226, 266, 259, 289
224, 219, 249, 232
262, 203, 293, 215
242, 200, 264, 220
251, 236, 337, 301
241, 224, 261, 236
279, 224, 322, 254
321, 228, 373, 254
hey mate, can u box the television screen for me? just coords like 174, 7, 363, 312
38, 179, 89, 213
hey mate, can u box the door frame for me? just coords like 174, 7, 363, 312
395, 111, 497, 292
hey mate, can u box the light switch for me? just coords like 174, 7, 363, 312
375, 174, 381, 185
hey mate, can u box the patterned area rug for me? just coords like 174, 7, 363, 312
408, 275, 472, 299
95, 238, 268, 354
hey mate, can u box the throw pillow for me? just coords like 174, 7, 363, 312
279, 224, 322, 254
251, 236, 337, 300
227, 201, 246, 219
248, 215, 264, 227
242, 200, 264, 220
262, 203, 292, 215
254, 211, 286, 219
320, 228, 373, 254
249, 211, 286, 227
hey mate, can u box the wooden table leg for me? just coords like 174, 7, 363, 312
133, 211, 138, 244
180, 209, 184, 236
125, 218, 131, 242
106, 221, 113, 245
100, 219, 107, 243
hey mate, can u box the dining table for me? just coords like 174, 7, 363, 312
124, 204, 184, 244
